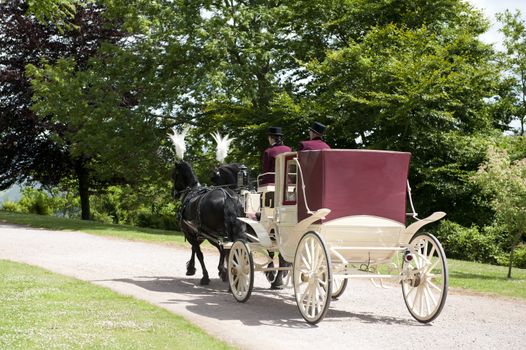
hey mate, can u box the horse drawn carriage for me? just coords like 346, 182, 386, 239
227, 149, 448, 324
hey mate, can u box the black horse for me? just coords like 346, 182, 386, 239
210, 163, 288, 289
210, 163, 243, 188
172, 160, 245, 285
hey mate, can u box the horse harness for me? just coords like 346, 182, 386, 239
177, 186, 239, 245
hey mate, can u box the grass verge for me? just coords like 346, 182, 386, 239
448, 258, 526, 300
0, 211, 186, 246
0, 260, 235, 350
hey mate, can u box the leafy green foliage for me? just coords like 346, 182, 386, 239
0, 201, 23, 213
27, 0, 81, 31
435, 220, 501, 264
306, 21, 500, 223
497, 10, 526, 135
473, 145, 526, 276
512, 244, 526, 269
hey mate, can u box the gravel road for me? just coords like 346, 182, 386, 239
1, 223, 525, 350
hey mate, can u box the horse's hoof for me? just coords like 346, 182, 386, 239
219, 270, 228, 282
270, 283, 284, 290
200, 278, 210, 285
270, 275, 284, 289
186, 267, 196, 276
265, 262, 276, 283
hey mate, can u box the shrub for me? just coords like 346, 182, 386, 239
1, 201, 23, 212
136, 211, 179, 231
435, 220, 501, 264
513, 244, 526, 269
496, 244, 526, 269
91, 210, 114, 224
18, 188, 52, 215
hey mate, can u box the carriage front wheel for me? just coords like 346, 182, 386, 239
293, 231, 332, 324
228, 240, 254, 303
402, 232, 448, 323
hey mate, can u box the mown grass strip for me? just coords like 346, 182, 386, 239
0, 211, 186, 245
0, 260, 235, 350
448, 258, 526, 300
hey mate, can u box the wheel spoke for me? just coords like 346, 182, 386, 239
301, 256, 311, 270
426, 258, 441, 274
428, 280, 442, 292
423, 286, 431, 316
405, 283, 417, 298
412, 285, 421, 312
424, 283, 438, 308
427, 246, 436, 262
233, 249, 241, 263
306, 239, 313, 263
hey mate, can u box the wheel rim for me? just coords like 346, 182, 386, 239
332, 276, 348, 299
294, 232, 331, 324
402, 233, 448, 323
229, 240, 253, 302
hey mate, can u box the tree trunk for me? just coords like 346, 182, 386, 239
507, 246, 514, 279
75, 160, 91, 220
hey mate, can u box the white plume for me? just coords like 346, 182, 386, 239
211, 132, 235, 163
169, 126, 190, 159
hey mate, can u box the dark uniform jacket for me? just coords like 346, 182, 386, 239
261, 144, 292, 184
298, 137, 331, 151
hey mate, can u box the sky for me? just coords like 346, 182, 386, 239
468, 0, 526, 50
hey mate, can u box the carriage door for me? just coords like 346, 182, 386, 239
276, 155, 298, 258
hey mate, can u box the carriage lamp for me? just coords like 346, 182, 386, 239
403, 249, 414, 263
237, 164, 249, 189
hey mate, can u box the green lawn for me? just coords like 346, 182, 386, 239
0, 211, 186, 245
0, 260, 235, 350
1, 211, 525, 300
448, 258, 526, 300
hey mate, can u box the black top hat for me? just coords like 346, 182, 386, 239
309, 121, 326, 135
267, 126, 283, 136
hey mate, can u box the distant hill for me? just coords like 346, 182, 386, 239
0, 185, 22, 204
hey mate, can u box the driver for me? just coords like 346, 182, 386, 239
261, 126, 291, 185
298, 121, 331, 151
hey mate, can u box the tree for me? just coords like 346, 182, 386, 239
497, 10, 526, 136
473, 145, 526, 278
0, 0, 81, 191
305, 7, 501, 221
0, 0, 127, 219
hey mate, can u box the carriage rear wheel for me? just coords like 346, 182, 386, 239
293, 231, 332, 324
332, 277, 348, 299
402, 232, 448, 323
228, 240, 254, 303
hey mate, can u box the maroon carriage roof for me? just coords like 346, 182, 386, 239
297, 149, 411, 224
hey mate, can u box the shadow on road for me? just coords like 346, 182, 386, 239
96, 275, 420, 328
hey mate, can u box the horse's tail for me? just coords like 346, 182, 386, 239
223, 190, 245, 242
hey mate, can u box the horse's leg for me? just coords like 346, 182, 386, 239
186, 245, 197, 276
271, 253, 289, 290
265, 251, 277, 284
195, 243, 210, 285
210, 240, 227, 282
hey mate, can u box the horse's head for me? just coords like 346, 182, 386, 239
210, 167, 222, 186
210, 163, 241, 187
171, 160, 199, 199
